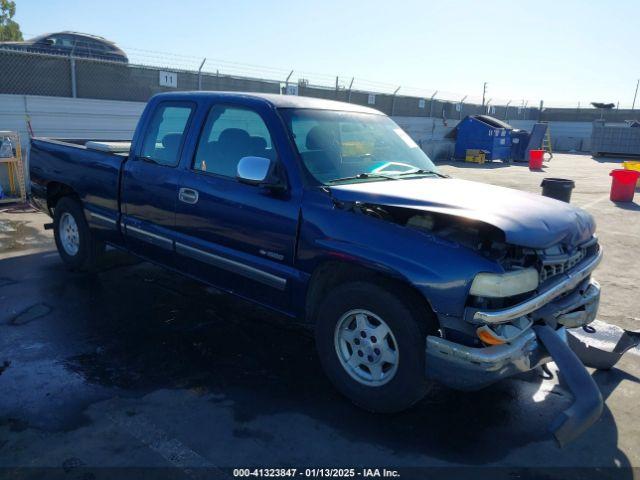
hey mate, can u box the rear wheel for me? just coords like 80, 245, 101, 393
53, 197, 104, 271
314, 280, 437, 413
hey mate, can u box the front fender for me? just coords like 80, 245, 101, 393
297, 192, 502, 318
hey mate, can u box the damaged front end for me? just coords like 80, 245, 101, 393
425, 234, 605, 447
339, 200, 609, 445
328, 183, 632, 445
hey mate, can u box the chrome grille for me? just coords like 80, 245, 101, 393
538, 238, 598, 284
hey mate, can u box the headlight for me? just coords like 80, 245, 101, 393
469, 268, 539, 298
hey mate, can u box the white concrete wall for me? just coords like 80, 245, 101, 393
509, 120, 593, 152
0, 95, 145, 191
0, 94, 144, 144
392, 116, 458, 160
0, 94, 595, 193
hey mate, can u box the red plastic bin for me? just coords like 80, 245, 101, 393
610, 169, 640, 202
529, 150, 544, 169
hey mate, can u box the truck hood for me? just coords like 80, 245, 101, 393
329, 177, 595, 249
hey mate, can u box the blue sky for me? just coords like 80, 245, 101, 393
14, 0, 640, 107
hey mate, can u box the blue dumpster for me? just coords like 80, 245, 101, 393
454, 115, 513, 161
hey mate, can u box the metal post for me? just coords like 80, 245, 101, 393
391, 86, 400, 116
459, 95, 467, 120
197, 58, 207, 90
347, 77, 354, 103
632, 79, 639, 110
284, 70, 293, 94
70, 57, 77, 98
481, 82, 487, 107
428, 90, 438, 118
505, 100, 512, 121
539, 100, 544, 121
335, 76, 339, 99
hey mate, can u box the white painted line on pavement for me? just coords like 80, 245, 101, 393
580, 195, 610, 210
108, 411, 230, 480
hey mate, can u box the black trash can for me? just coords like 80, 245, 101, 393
541, 178, 575, 203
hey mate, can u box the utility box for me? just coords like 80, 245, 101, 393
454, 115, 513, 161
591, 120, 640, 157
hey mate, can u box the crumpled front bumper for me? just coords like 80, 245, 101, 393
425, 279, 601, 391
426, 327, 548, 390
425, 278, 604, 446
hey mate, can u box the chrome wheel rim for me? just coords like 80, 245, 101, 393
59, 212, 80, 256
333, 309, 399, 387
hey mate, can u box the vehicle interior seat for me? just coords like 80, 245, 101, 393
302, 126, 341, 176
215, 128, 252, 177
192, 131, 273, 175
158, 133, 183, 165
250, 136, 267, 156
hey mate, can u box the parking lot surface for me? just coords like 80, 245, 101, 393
0, 154, 638, 478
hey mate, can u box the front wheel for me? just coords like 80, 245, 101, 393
53, 196, 104, 271
314, 280, 437, 413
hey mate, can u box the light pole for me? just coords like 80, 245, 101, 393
482, 82, 488, 107
633, 79, 639, 110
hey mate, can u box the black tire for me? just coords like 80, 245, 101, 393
53, 196, 104, 271
314, 280, 438, 413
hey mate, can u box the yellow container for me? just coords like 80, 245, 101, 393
465, 149, 486, 164
623, 161, 640, 187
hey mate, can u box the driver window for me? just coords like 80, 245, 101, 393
193, 106, 275, 178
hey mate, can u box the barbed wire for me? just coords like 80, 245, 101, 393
8, 33, 638, 110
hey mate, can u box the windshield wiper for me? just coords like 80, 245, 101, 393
327, 172, 398, 184
394, 169, 449, 178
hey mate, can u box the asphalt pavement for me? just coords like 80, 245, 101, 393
0, 154, 639, 479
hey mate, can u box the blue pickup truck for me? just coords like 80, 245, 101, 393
30, 92, 604, 445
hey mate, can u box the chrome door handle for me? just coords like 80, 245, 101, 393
178, 187, 199, 204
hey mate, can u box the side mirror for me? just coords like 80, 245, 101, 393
237, 156, 286, 190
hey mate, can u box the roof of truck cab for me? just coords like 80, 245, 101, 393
153, 91, 385, 115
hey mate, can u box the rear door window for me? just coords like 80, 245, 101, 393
140, 103, 194, 166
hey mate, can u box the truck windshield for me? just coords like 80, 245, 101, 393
281, 109, 438, 185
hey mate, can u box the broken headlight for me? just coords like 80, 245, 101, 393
469, 268, 539, 298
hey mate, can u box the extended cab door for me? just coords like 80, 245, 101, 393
120, 101, 196, 266
173, 102, 300, 312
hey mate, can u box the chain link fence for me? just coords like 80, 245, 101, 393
0, 48, 638, 123
0, 49, 282, 102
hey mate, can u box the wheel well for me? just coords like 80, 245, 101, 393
46, 182, 78, 212
305, 261, 438, 328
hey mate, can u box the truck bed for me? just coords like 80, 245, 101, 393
29, 137, 127, 220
